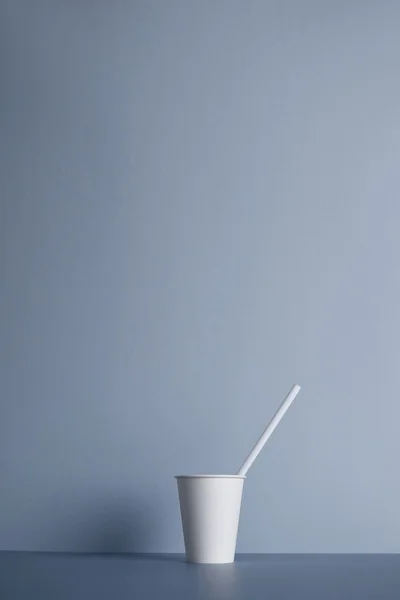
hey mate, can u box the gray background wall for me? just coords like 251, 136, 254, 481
1, 0, 400, 553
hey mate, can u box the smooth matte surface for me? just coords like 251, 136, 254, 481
1, 553, 400, 599
2, 1, 400, 553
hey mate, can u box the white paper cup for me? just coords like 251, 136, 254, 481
175, 475, 245, 564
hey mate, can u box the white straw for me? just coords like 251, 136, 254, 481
237, 384, 301, 477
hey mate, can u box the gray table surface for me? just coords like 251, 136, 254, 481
1, 553, 400, 599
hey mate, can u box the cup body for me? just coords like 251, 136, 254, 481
175, 475, 245, 564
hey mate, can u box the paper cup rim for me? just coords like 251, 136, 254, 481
175, 474, 246, 479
